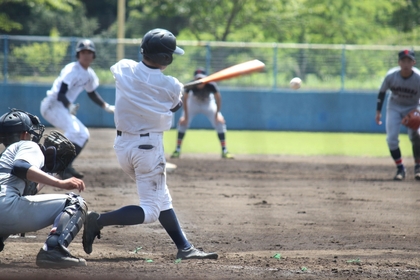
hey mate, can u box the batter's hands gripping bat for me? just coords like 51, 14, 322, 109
183, 59, 265, 89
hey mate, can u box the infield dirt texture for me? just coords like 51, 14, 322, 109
1, 128, 420, 279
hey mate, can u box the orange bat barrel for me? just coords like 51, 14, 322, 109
183, 59, 265, 89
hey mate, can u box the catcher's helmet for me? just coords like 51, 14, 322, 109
0, 109, 45, 146
76, 39, 96, 58
140, 28, 184, 66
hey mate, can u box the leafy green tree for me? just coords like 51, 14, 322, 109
126, 0, 266, 41
27, 4, 98, 37
0, 0, 81, 33
11, 28, 69, 75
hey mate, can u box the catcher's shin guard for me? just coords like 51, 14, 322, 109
46, 193, 87, 249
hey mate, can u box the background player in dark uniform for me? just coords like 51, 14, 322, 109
171, 68, 234, 159
375, 50, 420, 180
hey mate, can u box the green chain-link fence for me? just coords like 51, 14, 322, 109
1, 35, 418, 92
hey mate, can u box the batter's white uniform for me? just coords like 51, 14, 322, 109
0, 141, 68, 238
40, 61, 99, 147
110, 59, 183, 224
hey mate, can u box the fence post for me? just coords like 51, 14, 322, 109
273, 44, 278, 90
340, 45, 346, 92
71, 37, 77, 62
205, 43, 211, 74
3, 35, 8, 84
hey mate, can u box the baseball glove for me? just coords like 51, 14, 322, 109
43, 130, 76, 174
402, 109, 420, 130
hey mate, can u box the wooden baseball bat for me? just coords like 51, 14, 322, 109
183, 59, 265, 89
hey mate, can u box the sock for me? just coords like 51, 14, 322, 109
390, 148, 404, 170
159, 209, 191, 250
98, 205, 145, 226
175, 132, 185, 152
218, 133, 227, 153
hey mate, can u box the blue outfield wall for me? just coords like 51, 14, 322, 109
0, 83, 387, 133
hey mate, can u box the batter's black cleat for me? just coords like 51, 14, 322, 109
82, 211, 102, 254
415, 166, 420, 181
394, 168, 406, 181
176, 245, 218, 260
36, 247, 87, 268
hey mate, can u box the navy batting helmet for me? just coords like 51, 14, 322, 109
76, 39, 96, 58
140, 28, 184, 66
0, 109, 45, 146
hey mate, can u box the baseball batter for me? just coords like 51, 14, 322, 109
82, 28, 218, 260
0, 109, 87, 268
376, 50, 420, 180
171, 68, 234, 159
40, 39, 115, 180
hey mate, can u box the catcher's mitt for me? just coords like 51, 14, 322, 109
402, 109, 420, 130
42, 130, 76, 173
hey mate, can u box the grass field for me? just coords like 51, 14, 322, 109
163, 129, 414, 158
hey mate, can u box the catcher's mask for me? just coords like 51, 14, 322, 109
140, 28, 184, 66
0, 108, 45, 146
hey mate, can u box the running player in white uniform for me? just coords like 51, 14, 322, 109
40, 39, 115, 179
0, 109, 87, 268
170, 68, 234, 159
376, 50, 420, 180
82, 28, 218, 260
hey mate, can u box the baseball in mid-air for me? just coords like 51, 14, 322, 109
290, 77, 302, 89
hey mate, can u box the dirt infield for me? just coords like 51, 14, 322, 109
1, 128, 420, 279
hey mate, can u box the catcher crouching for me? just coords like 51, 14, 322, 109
0, 108, 89, 268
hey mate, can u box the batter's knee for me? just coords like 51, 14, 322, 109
141, 205, 161, 224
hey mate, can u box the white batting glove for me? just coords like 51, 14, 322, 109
104, 103, 115, 114
69, 103, 80, 116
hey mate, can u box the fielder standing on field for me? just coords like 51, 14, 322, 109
40, 39, 115, 180
375, 49, 420, 181
171, 68, 234, 159
82, 28, 218, 260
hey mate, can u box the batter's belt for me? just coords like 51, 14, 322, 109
117, 130, 149, 137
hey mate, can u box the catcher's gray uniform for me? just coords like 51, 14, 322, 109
0, 141, 67, 236
0, 139, 87, 267
0, 140, 85, 236
376, 49, 420, 180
